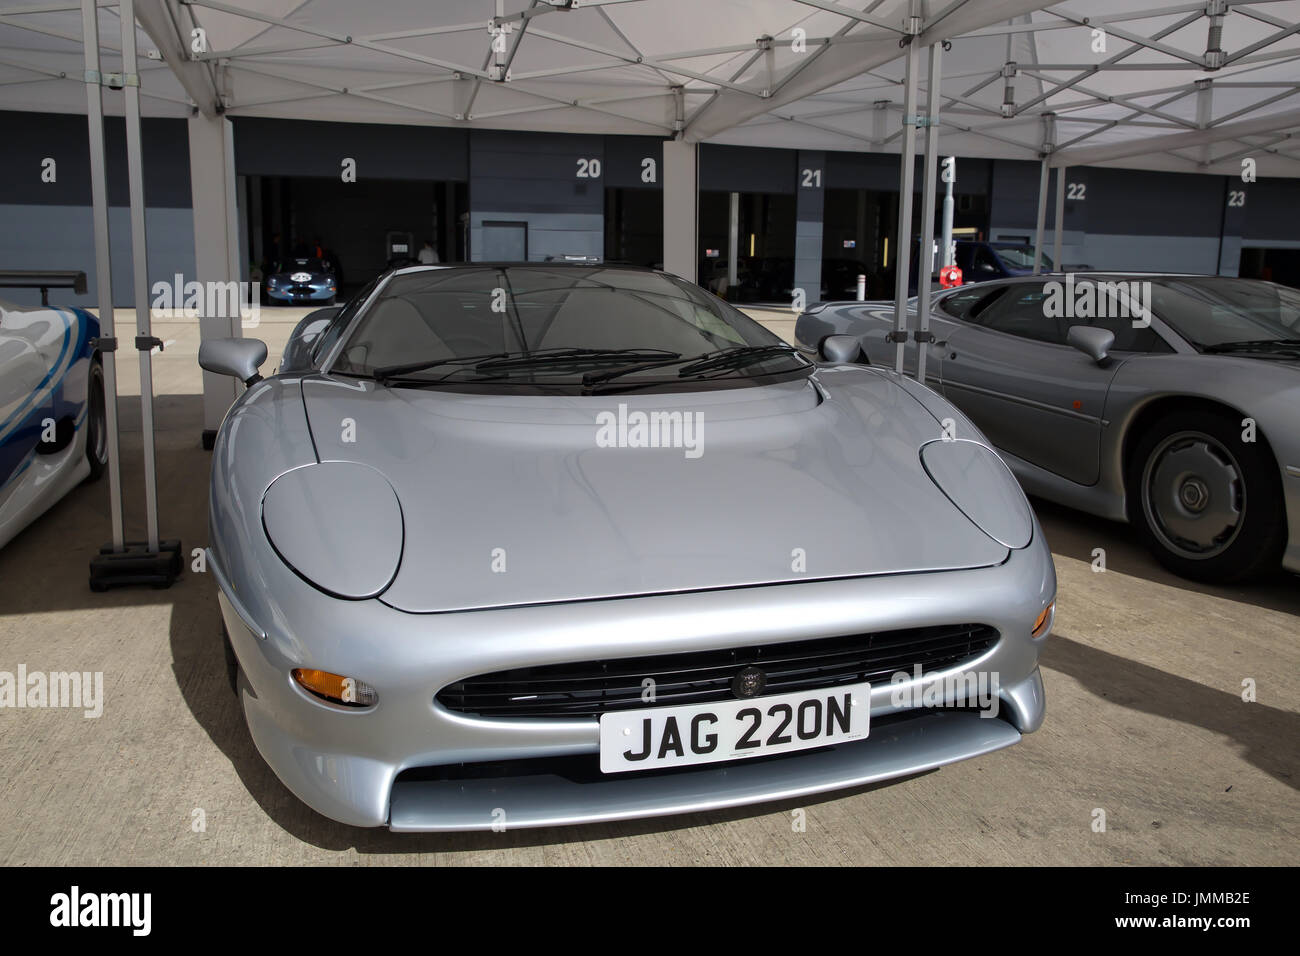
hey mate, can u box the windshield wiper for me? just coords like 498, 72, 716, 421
375, 344, 804, 391
579, 344, 801, 391
374, 347, 678, 384
373, 352, 507, 382
474, 347, 679, 372
580, 355, 695, 390
676, 344, 805, 377
1203, 338, 1300, 355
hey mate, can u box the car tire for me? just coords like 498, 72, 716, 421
324, 295, 336, 306
1127, 408, 1285, 582
84, 357, 108, 482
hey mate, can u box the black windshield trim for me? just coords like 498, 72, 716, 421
377, 364, 814, 396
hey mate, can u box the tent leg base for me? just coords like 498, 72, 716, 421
89, 540, 183, 592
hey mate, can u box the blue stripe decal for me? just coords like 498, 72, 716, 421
0, 307, 77, 441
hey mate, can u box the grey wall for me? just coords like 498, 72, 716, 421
990, 160, 1225, 274
469, 129, 605, 262
700, 144, 796, 194
4, 103, 1295, 300
0, 204, 194, 310
0, 110, 194, 308
603, 135, 664, 190
825, 153, 992, 195
232, 116, 468, 181
794, 150, 825, 302
1241, 177, 1300, 243
989, 159, 1054, 235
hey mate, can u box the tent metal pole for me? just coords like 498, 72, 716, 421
1032, 158, 1049, 276
940, 158, 955, 269
891, 4, 923, 375
120, 0, 160, 552
727, 191, 739, 294
915, 41, 943, 387
81, 0, 124, 553
1053, 165, 1066, 271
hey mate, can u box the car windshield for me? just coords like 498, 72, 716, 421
990, 245, 1052, 270
277, 258, 328, 273
1150, 277, 1300, 348
329, 265, 809, 393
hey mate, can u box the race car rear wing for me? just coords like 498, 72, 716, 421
0, 270, 88, 305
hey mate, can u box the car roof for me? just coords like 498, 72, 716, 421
952, 271, 1216, 284
390, 262, 657, 275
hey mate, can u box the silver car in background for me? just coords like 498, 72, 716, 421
797, 274, 1300, 582
199, 264, 1055, 831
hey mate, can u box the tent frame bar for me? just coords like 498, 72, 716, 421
80, 0, 124, 552
84, 0, 183, 590
889, 2, 923, 376
915, 40, 943, 386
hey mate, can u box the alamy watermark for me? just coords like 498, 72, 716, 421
596, 403, 704, 459
150, 274, 261, 327
49, 886, 150, 936
1042, 273, 1151, 328
890, 665, 1000, 718
0, 665, 103, 718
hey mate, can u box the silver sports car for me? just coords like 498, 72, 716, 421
796, 274, 1300, 582
199, 264, 1055, 831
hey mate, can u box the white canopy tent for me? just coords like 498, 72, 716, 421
3, 0, 1299, 173
2, 0, 1298, 582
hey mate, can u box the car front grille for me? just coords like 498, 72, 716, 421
435, 623, 999, 718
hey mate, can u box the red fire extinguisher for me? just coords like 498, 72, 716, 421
939, 264, 963, 288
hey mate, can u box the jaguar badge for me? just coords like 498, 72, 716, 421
732, 666, 767, 699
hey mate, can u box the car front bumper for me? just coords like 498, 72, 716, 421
266, 285, 334, 303
213, 536, 1054, 831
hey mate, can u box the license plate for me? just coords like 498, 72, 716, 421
598, 682, 870, 774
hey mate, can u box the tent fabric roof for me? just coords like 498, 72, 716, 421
2, 0, 1299, 176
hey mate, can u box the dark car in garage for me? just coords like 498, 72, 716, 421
265, 257, 338, 306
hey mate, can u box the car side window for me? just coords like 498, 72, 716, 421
939, 285, 1005, 321
974, 283, 1065, 344
1073, 309, 1169, 353
313, 278, 378, 366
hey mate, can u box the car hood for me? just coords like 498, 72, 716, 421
300, 369, 1010, 612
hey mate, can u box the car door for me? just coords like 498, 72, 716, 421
0, 303, 67, 503
939, 281, 1119, 486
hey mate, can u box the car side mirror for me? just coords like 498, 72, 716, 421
199, 337, 268, 386
819, 334, 866, 364
1067, 325, 1114, 364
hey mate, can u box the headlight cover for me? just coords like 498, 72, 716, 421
262, 461, 404, 599
920, 439, 1033, 550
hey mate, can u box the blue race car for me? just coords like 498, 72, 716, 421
264, 257, 337, 306
0, 294, 108, 549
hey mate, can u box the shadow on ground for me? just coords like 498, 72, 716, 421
1041, 634, 1298, 791
1031, 496, 1300, 617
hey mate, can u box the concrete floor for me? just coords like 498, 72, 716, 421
0, 306, 1296, 864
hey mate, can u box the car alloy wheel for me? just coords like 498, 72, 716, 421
1140, 430, 1245, 561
